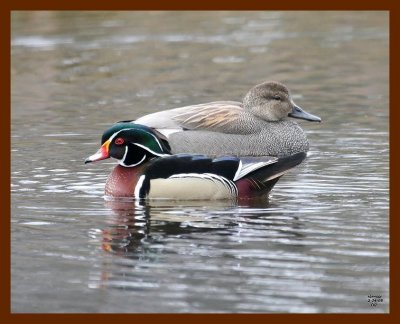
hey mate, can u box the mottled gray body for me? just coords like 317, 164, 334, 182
168, 119, 309, 157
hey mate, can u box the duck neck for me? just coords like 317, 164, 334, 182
236, 110, 265, 134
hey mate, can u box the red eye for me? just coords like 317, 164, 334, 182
115, 137, 124, 145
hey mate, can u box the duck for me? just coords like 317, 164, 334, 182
133, 81, 321, 157
85, 122, 306, 200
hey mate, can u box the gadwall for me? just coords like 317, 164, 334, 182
134, 81, 321, 157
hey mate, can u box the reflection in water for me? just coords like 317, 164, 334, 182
100, 199, 258, 257
93, 199, 309, 294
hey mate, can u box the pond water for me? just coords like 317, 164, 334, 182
11, 11, 389, 313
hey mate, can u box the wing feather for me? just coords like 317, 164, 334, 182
233, 156, 278, 181
135, 101, 243, 133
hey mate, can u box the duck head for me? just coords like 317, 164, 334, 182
243, 81, 321, 122
85, 122, 171, 167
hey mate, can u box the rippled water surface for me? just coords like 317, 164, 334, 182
11, 11, 389, 313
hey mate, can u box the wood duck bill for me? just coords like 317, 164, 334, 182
85, 140, 110, 164
288, 104, 321, 122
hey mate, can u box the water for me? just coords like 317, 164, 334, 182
11, 11, 389, 313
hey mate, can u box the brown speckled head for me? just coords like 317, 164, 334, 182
243, 81, 293, 121
243, 81, 320, 122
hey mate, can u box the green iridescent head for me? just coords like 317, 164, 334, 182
85, 121, 171, 167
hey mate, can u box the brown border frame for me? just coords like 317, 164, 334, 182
4, 1, 398, 323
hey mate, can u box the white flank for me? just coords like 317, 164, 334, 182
169, 173, 237, 197
148, 176, 236, 200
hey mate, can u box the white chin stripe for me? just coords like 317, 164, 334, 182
119, 147, 147, 167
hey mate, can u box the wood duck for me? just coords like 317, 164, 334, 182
85, 123, 306, 200
134, 81, 321, 157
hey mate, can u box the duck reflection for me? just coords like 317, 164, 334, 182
99, 196, 307, 258
101, 198, 242, 257
90, 197, 309, 293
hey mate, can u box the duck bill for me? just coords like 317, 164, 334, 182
85, 141, 110, 164
288, 104, 321, 122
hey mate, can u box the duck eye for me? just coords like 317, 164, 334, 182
272, 95, 281, 101
115, 137, 125, 145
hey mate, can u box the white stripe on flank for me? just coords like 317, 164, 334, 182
134, 175, 146, 199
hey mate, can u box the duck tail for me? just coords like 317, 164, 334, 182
236, 152, 307, 198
